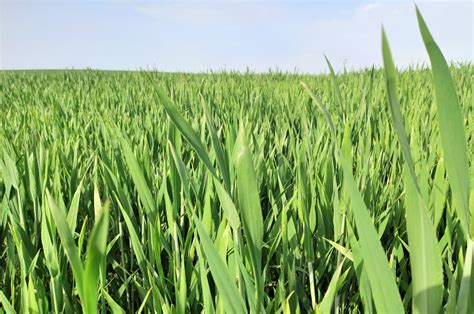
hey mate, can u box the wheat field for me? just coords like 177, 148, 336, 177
0, 9, 472, 314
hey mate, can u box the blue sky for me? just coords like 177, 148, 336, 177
1, 0, 472, 73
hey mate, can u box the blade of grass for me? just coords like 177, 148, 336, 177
84, 201, 110, 314
46, 190, 85, 307
301, 82, 404, 314
456, 239, 474, 314
67, 181, 83, 233
194, 216, 246, 314
102, 288, 126, 314
201, 94, 231, 191
149, 79, 217, 177
116, 130, 156, 218
0, 290, 15, 314
416, 6, 471, 238
403, 165, 444, 313
325, 55, 343, 109
318, 259, 345, 314
233, 125, 265, 308
382, 28, 443, 313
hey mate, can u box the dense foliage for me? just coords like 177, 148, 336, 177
0, 12, 472, 314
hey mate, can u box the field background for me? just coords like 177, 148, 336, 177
1, 64, 473, 313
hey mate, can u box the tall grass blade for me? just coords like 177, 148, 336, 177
416, 7, 471, 237
233, 125, 265, 307
382, 29, 443, 313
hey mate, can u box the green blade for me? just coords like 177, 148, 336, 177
382, 28, 443, 313
149, 79, 217, 177
456, 239, 474, 314
403, 165, 444, 313
202, 94, 231, 191
46, 190, 85, 306
233, 125, 265, 306
301, 83, 404, 314
0, 291, 15, 314
117, 130, 156, 218
416, 6, 471, 238
84, 202, 110, 314
318, 259, 345, 314
194, 217, 246, 314
381, 29, 417, 183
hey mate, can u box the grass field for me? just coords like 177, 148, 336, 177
1, 11, 473, 314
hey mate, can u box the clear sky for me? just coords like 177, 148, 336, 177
1, 0, 472, 73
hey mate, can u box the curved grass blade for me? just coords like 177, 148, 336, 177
46, 190, 85, 306
102, 288, 126, 314
149, 79, 217, 177
201, 94, 231, 191
117, 130, 156, 218
382, 29, 443, 313
301, 82, 404, 314
194, 217, 246, 314
197, 245, 216, 314
348, 225, 374, 314
381, 30, 417, 183
213, 178, 241, 232
416, 7, 470, 237
325, 55, 343, 109
340, 154, 404, 314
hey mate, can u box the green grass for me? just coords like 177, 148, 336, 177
0, 10, 473, 313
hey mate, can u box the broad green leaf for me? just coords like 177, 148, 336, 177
197, 245, 216, 314
340, 156, 404, 313
27, 276, 39, 314
348, 226, 373, 314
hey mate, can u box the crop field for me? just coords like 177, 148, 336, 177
0, 11, 473, 314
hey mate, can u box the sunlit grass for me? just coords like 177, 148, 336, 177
0, 8, 472, 313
